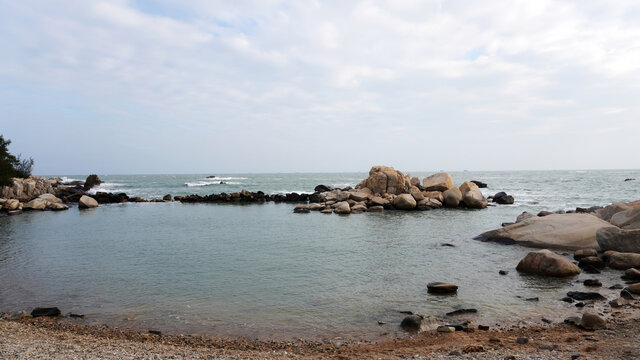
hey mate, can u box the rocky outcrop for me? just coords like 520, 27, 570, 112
516, 249, 580, 277
422, 173, 454, 192
597, 227, 640, 253
357, 166, 409, 195
83, 174, 102, 191
78, 195, 99, 209
459, 182, 488, 209
477, 213, 615, 250
0, 177, 61, 202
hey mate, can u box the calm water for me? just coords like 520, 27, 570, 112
1, 170, 639, 339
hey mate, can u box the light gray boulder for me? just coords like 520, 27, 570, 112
422, 172, 454, 192
597, 227, 640, 253
610, 206, 640, 229
78, 195, 98, 209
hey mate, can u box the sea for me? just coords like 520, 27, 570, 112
0, 170, 638, 340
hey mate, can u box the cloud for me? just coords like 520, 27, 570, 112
1, 0, 640, 173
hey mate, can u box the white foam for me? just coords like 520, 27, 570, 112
60, 176, 82, 183
271, 190, 314, 195
201, 177, 248, 180
185, 181, 241, 187
86, 182, 125, 194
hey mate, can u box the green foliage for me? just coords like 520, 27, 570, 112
0, 135, 34, 186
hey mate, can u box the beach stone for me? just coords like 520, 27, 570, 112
314, 185, 331, 192
609, 297, 628, 308
596, 202, 632, 222
163, 194, 172, 201
574, 249, 598, 261
580, 312, 607, 330
410, 187, 424, 201
320, 208, 333, 214
358, 166, 408, 195
422, 172, 454, 192
623, 268, 640, 280
423, 191, 444, 202
459, 182, 487, 209
393, 194, 416, 210
607, 252, 640, 270
349, 191, 370, 202
83, 174, 102, 191
499, 270, 509, 275
578, 256, 605, 269
308, 203, 324, 211
437, 325, 455, 333
333, 201, 351, 214
410, 177, 420, 187
567, 291, 606, 301
38, 193, 62, 204
427, 282, 458, 294
538, 211, 553, 217
471, 180, 487, 188
78, 195, 98, 209
561, 296, 574, 303
446, 308, 477, 316
4, 199, 19, 211
23, 198, 47, 210
493, 192, 514, 205
516, 249, 580, 277
517, 337, 529, 344
477, 214, 616, 250
443, 188, 462, 208
368, 205, 384, 212
293, 205, 310, 213
416, 198, 442, 210
583, 279, 602, 287
351, 204, 367, 213
369, 196, 389, 207
610, 206, 640, 229
597, 227, 640, 253
516, 211, 536, 223
48, 202, 69, 211
628, 283, 640, 294
400, 314, 437, 332
31, 307, 61, 318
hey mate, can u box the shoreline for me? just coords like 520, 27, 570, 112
2, 311, 640, 359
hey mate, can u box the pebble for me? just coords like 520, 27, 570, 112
437, 326, 455, 333
499, 270, 509, 275
584, 279, 602, 287
516, 337, 529, 344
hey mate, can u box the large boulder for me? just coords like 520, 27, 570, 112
492, 192, 514, 205
369, 196, 389, 207
422, 172, 454, 192
38, 193, 62, 204
78, 195, 98, 209
597, 227, 640, 253
477, 213, 616, 250
4, 199, 20, 211
607, 252, 640, 270
23, 198, 47, 211
349, 191, 370, 202
610, 206, 640, 229
83, 174, 102, 191
333, 201, 351, 214
358, 166, 409, 195
459, 182, 487, 209
394, 194, 416, 210
596, 202, 632, 222
516, 249, 580, 277
442, 188, 462, 208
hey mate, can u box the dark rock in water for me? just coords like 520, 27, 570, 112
398, 310, 414, 315
621, 288, 635, 300
293, 205, 310, 213
566, 291, 605, 301
576, 206, 603, 213
561, 296, 574, 303
575, 302, 585, 307
578, 256, 605, 269
93, 192, 130, 204
493, 192, 515, 205
583, 279, 602, 287
609, 284, 624, 290
163, 194, 172, 201
541, 318, 552, 324
83, 174, 102, 191
525, 297, 539, 302
400, 314, 424, 332
622, 268, 640, 281
564, 316, 581, 326
582, 265, 601, 274
537, 211, 553, 217
206, 175, 216, 179
446, 308, 477, 316
501, 222, 515, 227
499, 270, 509, 275
69, 313, 84, 318
441, 243, 456, 247
31, 307, 61, 318
478, 325, 490, 330
427, 282, 458, 294
314, 184, 332, 192
148, 330, 162, 335
471, 180, 487, 188
573, 249, 598, 261
624, 178, 636, 182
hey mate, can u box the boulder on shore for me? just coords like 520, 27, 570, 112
597, 227, 640, 253
78, 195, 99, 209
476, 213, 616, 250
607, 252, 640, 270
516, 249, 580, 277
459, 182, 487, 209
422, 173, 454, 192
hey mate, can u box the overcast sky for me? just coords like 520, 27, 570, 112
1, 0, 639, 175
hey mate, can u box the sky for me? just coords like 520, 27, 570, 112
1, 0, 640, 175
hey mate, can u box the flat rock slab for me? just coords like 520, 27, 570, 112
476, 213, 615, 250
427, 282, 458, 294
31, 307, 61, 317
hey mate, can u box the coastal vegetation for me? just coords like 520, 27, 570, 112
0, 135, 33, 186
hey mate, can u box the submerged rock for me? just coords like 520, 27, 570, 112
400, 314, 437, 332
427, 282, 458, 294
566, 291, 605, 301
31, 307, 61, 318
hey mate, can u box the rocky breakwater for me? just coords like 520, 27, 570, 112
0, 177, 69, 215
297, 165, 497, 215
176, 189, 310, 204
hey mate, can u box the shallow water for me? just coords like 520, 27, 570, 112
1, 170, 639, 339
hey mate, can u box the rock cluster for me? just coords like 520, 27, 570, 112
1, 192, 68, 214
1, 176, 60, 202
176, 190, 309, 204
298, 165, 499, 215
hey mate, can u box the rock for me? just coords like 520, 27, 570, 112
499, 270, 509, 275
540, 344, 558, 351
23, 198, 47, 210
49, 203, 69, 211
623, 268, 640, 280
78, 195, 98, 209
597, 227, 640, 253
517, 337, 529, 344
38, 193, 62, 204
583, 279, 602, 287
574, 249, 598, 260
393, 194, 416, 210
427, 282, 458, 294
437, 325, 455, 333
400, 314, 437, 332
562, 296, 574, 303
516, 250, 580, 277
320, 208, 333, 214
628, 283, 640, 294
446, 308, 477, 316
493, 192, 514, 205
607, 252, 640, 270
314, 185, 332, 192
351, 204, 367, 213
83, 174, 102, 191
369, 196, 389, 207
368, 205, 384, 213
333, 201, 351, 215
580, 312, 607, 330
516, 211, 536, 223
410, 177, 420, 187
471, 180, 487, 188
349, 191, 370, 202
596, 202, 632, 222
476, 214, 616, 250
308, 203, 324, 211
502, 222, 515, 227
609, 206, 640, 229
477, 325, 490, 330
459, 182, 487, 209
442, 188, 462, 208
422, 172, 454, 192
416, 198, 442, 210
578, 256, 605, 269
566, 291, 606, 301
359, 166, 409, 195
4, 199, 20, 211
609, 297, 628, 308
423, 191, 444, 202
31, 307, 61, 317
582, 265, 601, 274
163, 194, 172, 201
293, 205, 310, 213
609, 284, 624, 289
621, 288, 635, 299
538, 211, 553, 217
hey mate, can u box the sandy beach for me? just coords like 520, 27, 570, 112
2, 309, 640, 360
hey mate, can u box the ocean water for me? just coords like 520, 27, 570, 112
0, 170, 639, 340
